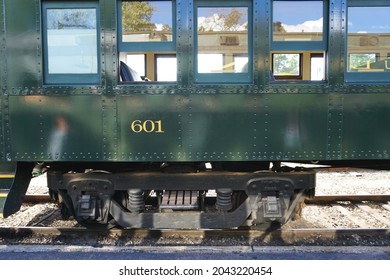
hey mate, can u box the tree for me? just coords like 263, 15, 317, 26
273, 21, 286, 33
224, 9, 244, 31
199, 8, 247, 32
273, 54, 299, 75
122, 2, 156, 33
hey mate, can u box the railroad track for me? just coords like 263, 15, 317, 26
0, 225, 388, 246
16, 194, 390, 228
22, 194, 390, 203
0, 194, 387, 246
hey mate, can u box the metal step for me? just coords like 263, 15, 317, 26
160, 191, 199, 210
0, 173, 15, 218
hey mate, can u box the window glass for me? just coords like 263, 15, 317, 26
198, 54, 223, 73
156, 55, 177, 81
42, 2, 100, 85
197, 7, 249, 74
126, 54, 146, 76
118, 1, 176, 83
310, 54, 325, 81
121, 1, 173, 43
273, 53, 301, 77
273, 1, 323, 42
234, 55, 249, 72
347, 7, 390, 73
46, 8, 98, 74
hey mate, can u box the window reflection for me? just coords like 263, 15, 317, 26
347, 7, 390, 73
273, 53, 301, 77
197, 7, 249, 74
156, 55, 177, 81
121, 1, 173, 42
47, 8, 98, 74
126, 54, 146, 76
273, 1, 323, 41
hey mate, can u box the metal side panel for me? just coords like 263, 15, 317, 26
1, 162, 33, 218
8, 95, 104, 161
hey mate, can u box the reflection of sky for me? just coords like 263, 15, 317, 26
348, 7, 390, 33
148, 1, 172, 27
48, 9, 96, 29
198, 7, 248, 25
273, 1, 322, 25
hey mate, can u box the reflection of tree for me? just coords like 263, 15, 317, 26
274, 54, 299, 75
273, 21, 286, 33
350, 54, 376, 69
48, 9, 96, 29
122, 2, 156, 32
199, 8, 247, 32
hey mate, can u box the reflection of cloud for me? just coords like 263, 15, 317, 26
373, 25, 390, 30
282, 17, 323, 32
155, 23, 163, 31
198, 15, 247, 31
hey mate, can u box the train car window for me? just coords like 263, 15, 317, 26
118, 1, 176, 83
195, 0, 252, 83
121, 1, 173, 43
346, 1, 390, 82
155, 54, 177, 81
271, 1, 327, 82
124, 54, 146, 77
273, 1, 323, 43
310, 53, 325, 81
42, 2, 100, 85
272, 53, 302, 80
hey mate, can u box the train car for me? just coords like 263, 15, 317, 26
1, 0, 390, 229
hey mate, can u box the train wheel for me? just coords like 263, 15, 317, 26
231, 191, 248, 211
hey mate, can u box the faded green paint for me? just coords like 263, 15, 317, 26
9, 96, 103, 161
1, 0, 390, 164
4, 0, 41, 90
342, 94, 390, 159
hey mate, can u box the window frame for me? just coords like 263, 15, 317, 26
194, 0, 253, 84
154, 53, 177, 81
272, 53, 303, 80
117, 0, 176, 53
42, 1, 101, 85
345, 0, 390, 83
271, 0, 328, 51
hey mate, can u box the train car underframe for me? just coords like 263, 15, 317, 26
3, 161, 316, 229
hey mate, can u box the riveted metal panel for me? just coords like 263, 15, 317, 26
117, 95, 185, 161
258, 0, 270, 89
183, 94, 265, 161
101, 0, 117, 92
177, 0, 193, 90
8, 96, 103, 161
5, 0, 41, 94
328, 0, 346, 92
102, 96, 118, 160
342, 94, 390, 160
326, 94, 344, 160
0, 0, 5, 91
265, 94, 329, 161
0, 0, 5, 161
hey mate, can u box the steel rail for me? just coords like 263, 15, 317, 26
22, 194, 390, 204
306, 195, 390, 203
0, 226, 388, 245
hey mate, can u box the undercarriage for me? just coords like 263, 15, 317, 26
44, 162, 315, 229
1, 161, 316, 229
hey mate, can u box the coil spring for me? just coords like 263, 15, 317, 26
216, 189, 232, 212
128, 189, 145, 213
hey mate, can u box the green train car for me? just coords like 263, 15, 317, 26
1, 0, 390, 228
